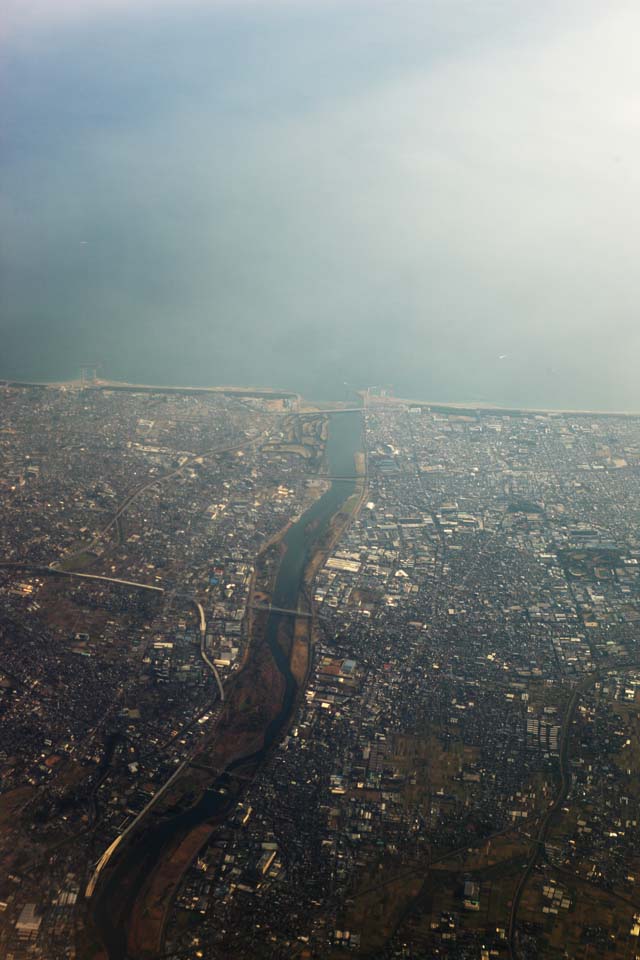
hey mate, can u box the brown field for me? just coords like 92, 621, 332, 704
336, 827, 530, 957
99, 606, 293, 958
518, 866, 640, 959
331, 728, 531, 956
336, 864, 425, 957
127, 822, 214, 958
390, 730, 481, 809
264, 441, 315, 458
290, 616, 311, 686
0, 784, 34, 826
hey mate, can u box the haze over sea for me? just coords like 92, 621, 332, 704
2, 0, 640, 408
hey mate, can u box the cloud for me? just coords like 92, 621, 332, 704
1, 0, 323, 42
2, 0, 640, 405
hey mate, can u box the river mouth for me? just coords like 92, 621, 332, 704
89, 410, 363, 960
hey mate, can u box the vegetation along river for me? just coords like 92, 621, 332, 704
91, 410, 363, 959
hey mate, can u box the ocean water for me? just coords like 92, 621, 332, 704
2, 1, 640, 409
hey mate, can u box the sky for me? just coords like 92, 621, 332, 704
2, 0, 640, 406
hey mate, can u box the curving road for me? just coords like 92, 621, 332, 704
85, 598, 224, 901
194, 600, 225, 702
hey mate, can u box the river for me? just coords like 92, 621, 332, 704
90, 410, 363, 959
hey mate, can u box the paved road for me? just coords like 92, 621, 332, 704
194, 600, 225, 702
0, 562, 163, 593
507, 668, 612, 957
507, 683, 582, 955
84, 755, 188, 899
293, 408, 362, 415
85, 597, 224, 900
57, 429, 270, 565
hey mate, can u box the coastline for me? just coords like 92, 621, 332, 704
4, 376, 640, 418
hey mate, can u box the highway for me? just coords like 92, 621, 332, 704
0, 567, 226, 711
57, 571, 164, 592
292, 407, 362, 415
0, 562, 163, 593
194, 600, 225, 702
0, 567, 225, 704
85, 597, 224, 901
84, 755, 188, 899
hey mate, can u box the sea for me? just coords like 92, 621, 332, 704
1, 2, 638, 412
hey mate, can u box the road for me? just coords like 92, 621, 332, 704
287, 473, 363, 481
84, 755, 189, 899
194, 600, 225, 702
85, 597, 224, 900
0, 568, 224, 902
80, 406, 364, 950
292, 408, 362, 415
0, 562, 163, 593
57, 428, 270, 564
507, 671, 601, 957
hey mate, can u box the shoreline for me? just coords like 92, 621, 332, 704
4, 376, 640, 418
380, 395, 640, 419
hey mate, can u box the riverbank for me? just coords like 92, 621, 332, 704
85, 410, 364, 960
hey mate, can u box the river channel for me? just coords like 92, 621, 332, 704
91, 410, 363, 959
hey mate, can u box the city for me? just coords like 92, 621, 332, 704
5, 2, 640, 957
1, 382, 640, 958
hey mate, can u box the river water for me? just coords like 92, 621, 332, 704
92, 410, 362, 958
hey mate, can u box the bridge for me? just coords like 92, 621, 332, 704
267, 475, 364, 485
1, 567, 226, 701
292, 408, 362, 415
0, 562, 164, 593
307, 474, 363, 481
85, 595, 224, 901
250, 603, 314, 619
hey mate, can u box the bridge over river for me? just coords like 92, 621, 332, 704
88, 409, 364, 960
